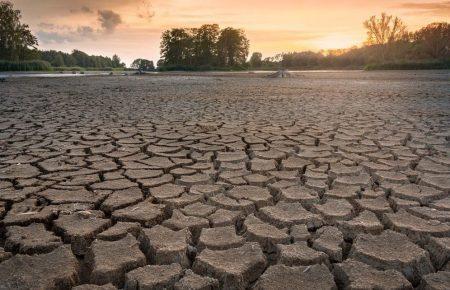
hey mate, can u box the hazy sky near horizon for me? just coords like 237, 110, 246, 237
11, 0, 450, 65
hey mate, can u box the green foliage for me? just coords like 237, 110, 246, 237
413, 23, 450, 59
0, 1, 38, 61
0, 60, 51, 71
264, 18, 449, 70
159, 24, 249, 70
131, 58, 155, 71
217, 27, 249, 66
112, 54, 125, 68
192, 24, 220, 66
249, 52, 263, 68
39, 50, 126, 69
160, 28, 195, 66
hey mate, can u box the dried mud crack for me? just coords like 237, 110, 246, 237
0, 71, 449, 289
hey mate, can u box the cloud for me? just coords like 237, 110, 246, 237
38, 22, 57, 30
37, 25, 96, 44
81, 6, 93, 13
69, 5, 93, 14
396, 1, 450, 16
37, 8, 123, 44
137, 0, 155, 21
98, 10, 122, 33
77, 26, 95, 37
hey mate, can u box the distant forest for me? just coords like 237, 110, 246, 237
157, 14, 448, 70
263, 18, 450, 70
0, 1, 133, 71
0, 1, 448, 71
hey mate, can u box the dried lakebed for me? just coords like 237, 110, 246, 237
0, 71, 449, 289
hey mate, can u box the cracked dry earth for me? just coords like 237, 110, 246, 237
0, 71, 449, 290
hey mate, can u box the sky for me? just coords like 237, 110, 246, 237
11, 0, 450, 65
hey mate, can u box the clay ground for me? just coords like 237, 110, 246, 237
0, 71, 449, 289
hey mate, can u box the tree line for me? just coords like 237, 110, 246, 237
250, 14, 449, 70
0, 1, 131, 71
0, 0, 448, 71
40, 50, 125, 69
158, 24, 249, 70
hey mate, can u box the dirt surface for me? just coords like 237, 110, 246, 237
0, 70, 449, 289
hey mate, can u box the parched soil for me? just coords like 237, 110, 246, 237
0, 71, 449, 289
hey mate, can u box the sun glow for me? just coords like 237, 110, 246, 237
311, 34, 362, 50
10, 0, 450, 64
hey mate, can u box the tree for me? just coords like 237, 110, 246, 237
364, 13, 408, 46
414, 22, 449, 59
0, 1, 38, 60
192, 24, 220, 66
131, 58, 155, 71
112, 54, 125, 68
51, 53, 65, 67
249, 52, 262, 68
217, 27, 249, 66
72, 50, 90, 67
160, 28, 194, 66
363, 13, 408, 62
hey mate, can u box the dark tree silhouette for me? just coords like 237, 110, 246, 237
217, 27, 249, 66
0, 1, 38, 60
131, 58, 155, 71
192, 24, 220, 66
414, 22, 450, 59
249, 52, 262, 68
40, 49, 125, 69
112, 54, 125, 68
159, 25, 249, 69
363, 13, 408, 61
160, 28, 194, 66
364, 13, 408, 45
